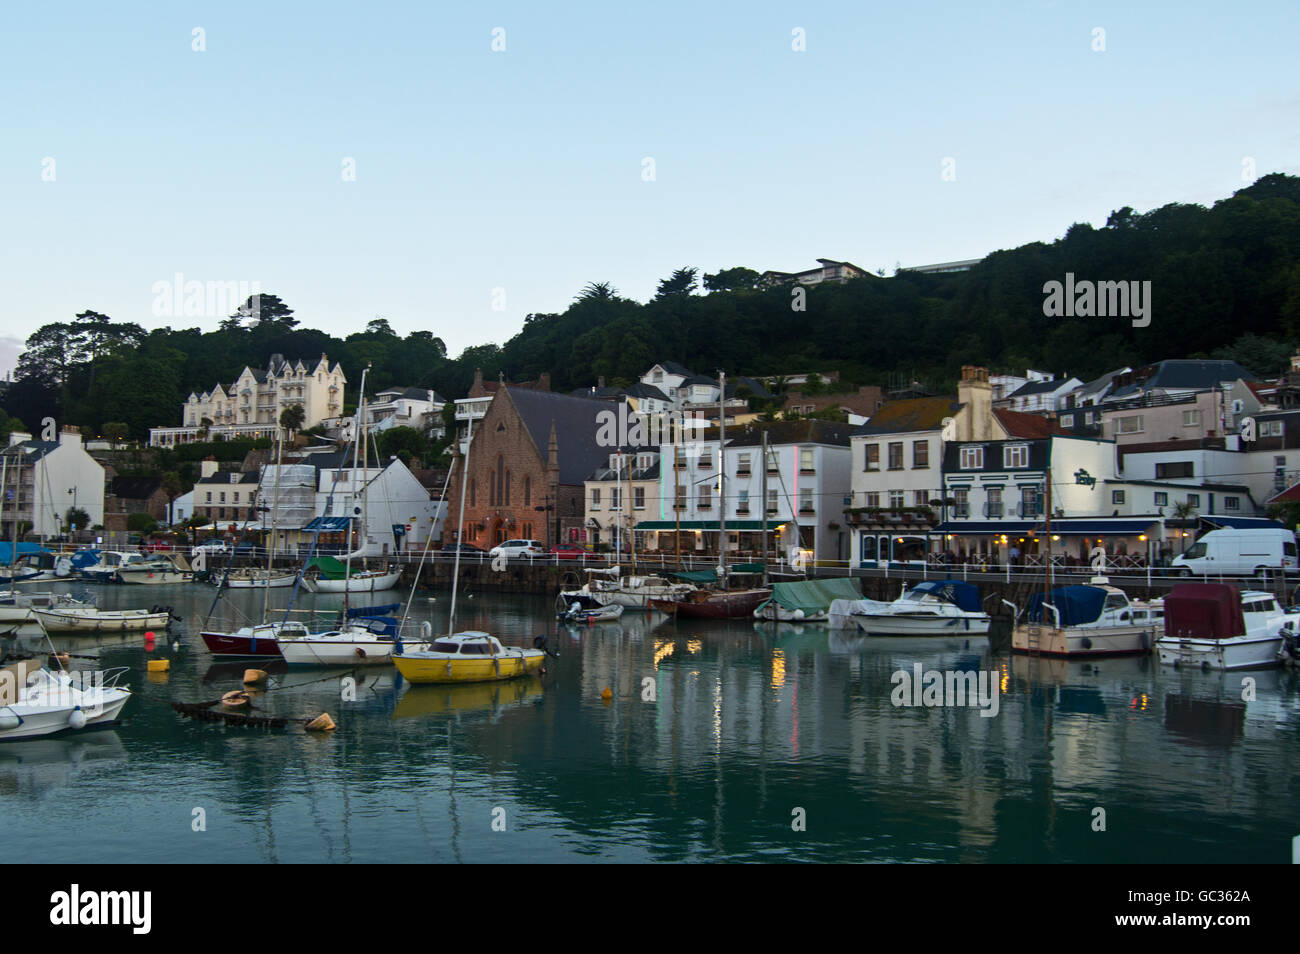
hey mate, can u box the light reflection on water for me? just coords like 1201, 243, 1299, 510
1, 580, 1298, 862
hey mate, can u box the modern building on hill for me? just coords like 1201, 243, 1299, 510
150, 353, 347, 447
758, 259, 869, 287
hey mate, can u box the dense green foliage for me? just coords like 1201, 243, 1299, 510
5, 175, 1298, 438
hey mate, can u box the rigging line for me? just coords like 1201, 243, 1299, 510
398, 465, 454, 639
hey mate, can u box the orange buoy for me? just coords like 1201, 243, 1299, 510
221, 690, 250, 707
305, 713, 337, 732
242, 669, 268, 685
601, 686, 612, 701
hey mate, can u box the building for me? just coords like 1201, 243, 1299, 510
899, 258, 982, 275
150, 353, 347, 446
192, 459, 261, 528
294, 452, 442, 555
780, 385, 884, 423
995, 376, 1082, 414
103, 475, 169, 532
330, 386, 446, 441
758, 259, 869, 288
445, 387, 611, 549
583, 449, 660, 550
0, 427, 105, 539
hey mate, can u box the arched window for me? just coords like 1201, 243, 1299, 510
524, 476, 531, 506
489, 471, 496, 506
496, 456, 505, 508
505, 470, 511, 506
470, 478, 476, 507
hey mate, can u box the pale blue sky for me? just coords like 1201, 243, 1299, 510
2, 1, 1297, 376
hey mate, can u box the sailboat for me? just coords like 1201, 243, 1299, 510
225, 436, 296, 589
303, 372, 400, 594
391, 416, 547, 684
651, 371, 770, 619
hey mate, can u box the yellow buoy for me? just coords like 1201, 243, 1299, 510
147, 659, 170, 672
305, 713, 337, 732
242, 669, 268, 685
601, 686, 612, 701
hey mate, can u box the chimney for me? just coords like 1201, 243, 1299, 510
200, 457, 219, 479
58, 425, 82, 448
9, 432, 31, 447
956, 366, 992, 440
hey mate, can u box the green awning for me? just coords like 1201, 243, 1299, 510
634, 520, 777, 531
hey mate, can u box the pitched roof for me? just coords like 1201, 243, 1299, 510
506, 387, 613, 486
1268, 481, 1300, 504
993, 408, 1068, 439
109, 476, 163, 499
623, 382, 670, 402
1110, 359, 1256, 400
655, 361, 694, 377
858, 396, 961, 434
725, 419, 861, 448
1006, 378, 1063, 398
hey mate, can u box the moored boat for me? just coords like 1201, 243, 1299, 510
0, 659, 131, 741
754, 577, 862, 622
558, 567, 697, 610
1013, 582, 1159, 658
1157, 583, 1292, 671
652, 587, 771, 618
392, 632, 547, 684
556, 594, 624, 624
34, 599, 173, 634
831, 579, 990, 636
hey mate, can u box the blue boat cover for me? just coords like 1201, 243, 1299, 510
346, 603, 399, 618
69, 549, 102, 569
910, 579, 982, 613
1026, 585, 1107, 626
0, 543, 49, 563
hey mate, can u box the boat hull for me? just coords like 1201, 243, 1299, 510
278, 635, 396, 665
1013, 623, 1156, 657
1156, 634, 1282, 670
224, 573, 297, 589
393, 650, 546, 684
307, 570, 400, 593
854, 614, 991, 636
200, 630, 284, 658
116, 569, 189, 585
653, 589, 771, 619
34, 609, 171, 633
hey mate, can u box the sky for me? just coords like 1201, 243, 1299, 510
2, 1, 1298, 378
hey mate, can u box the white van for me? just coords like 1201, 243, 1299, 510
1171, 528, 1298, 577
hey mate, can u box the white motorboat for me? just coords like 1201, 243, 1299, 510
0, 660, 131, 741
276, 620, 399, 666
79, 550, 148, 583
1013, 581, 1160, 657
831, 579, 991, 636
1157, 583, 1293, 671
34, 598, 173, 634
559, 567, 696, 610
116, 555, 191, 585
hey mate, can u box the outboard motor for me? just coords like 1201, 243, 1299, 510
1279, 623, 1300, 667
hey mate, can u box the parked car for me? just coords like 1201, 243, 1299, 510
489, 539, 546, 560
1171, 528, 1299, 578
549, 544, 590, 559
233, 540, 257, 556
192, 540, 229, 556
441, 543, 485, 555
143, 539, 174, 552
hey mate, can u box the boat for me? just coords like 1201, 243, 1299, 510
392, 413, 549, 684
33, 598, 173, 634
0, 658, 132, 741
1157, 583, 1293, 671
829, 579, 990, 635
79, 550, 148, 583
276, 616, 401, 666
199, 620, 308, 658
754, 578, 862, 622
558, 566, 697, 610
116, 554, 192, 584
652, 586, 772, 618
392, 631, 546, 683
556, 594, 624, 624
222, 568, 297, 589
302, 558, 400, 594
1013, 581, 1160, 658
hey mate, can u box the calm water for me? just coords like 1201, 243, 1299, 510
2, 580, 1299, 863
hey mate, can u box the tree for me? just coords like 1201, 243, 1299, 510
233, 293, 296, 328
366, 316, 396, 336
103, 422, 128, 446
703, 267, 760, 293
655, 268, 698, 299
279, 404, 306, 435
127, 512, 158, 533
576, 281, 618, 303
161, 471, 185, 525
65, 507, 90, 534
375, 425, 429, 466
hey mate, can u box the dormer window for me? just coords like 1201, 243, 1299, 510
1003, 444, 1028, 468
959, 446, 984, 470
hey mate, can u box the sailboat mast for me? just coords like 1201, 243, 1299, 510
628, 449, 636, 571
718, 370, 726, 582
344, 365, 369, 616
262, 433, 283, 624
761, 428, 769, 588
1044, 464, 1053, 613
448, 417, 473, 634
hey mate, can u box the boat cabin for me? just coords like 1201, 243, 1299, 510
428, 632, 506, 655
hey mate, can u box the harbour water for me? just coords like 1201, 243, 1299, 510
2, 580, 1298, 863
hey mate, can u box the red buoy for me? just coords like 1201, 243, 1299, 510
144, 631, 156, 651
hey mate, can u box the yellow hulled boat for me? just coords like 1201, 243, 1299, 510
392, 631, 547, 685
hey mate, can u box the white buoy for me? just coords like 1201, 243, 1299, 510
67, 708, 87, 730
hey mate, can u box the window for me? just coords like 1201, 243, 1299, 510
1021, 487, 1039, 518
1060, 414, 1074, 428
864, 444, 879, 471
912, 441, 929, 469
219, 492, 226, 503
865, 492, 880, 508
736, 452, 752, 474
610, 487, 621, 510
698, 485, 712, 510
1003, 444, 1028, 469
766, 489, 778, 513
985, 488, 1003, 518
1154, 492, 1168, 506
698, 448, 714, 470
889, 490, 904, 510
505, 471, 511, 506
675, 447, 687, 468
634, 487, 645, 510
914, 490, 929, 507
766, 449, 780, 473
205, 492, 212, 503
1186, 494, 1200, 508
591, 488, 601, 509
736, 489, 749, 512
1262, 420, 1284, 437
959, 446, 984, 470
800, 449, 814, 473
953, 488, 969, 517
1155, 461, 1194, 479
524, 476, 531, 506
888, 442, 904, 470
1112, 490, 1126, 505
1183, 409, 1202, 428
1224, 496, 1240, 510
799, 488, 814, 513
675, 487, 686, 511
1117, 415, 1144, 434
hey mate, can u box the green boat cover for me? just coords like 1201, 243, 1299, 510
305, 555, 350, 579
759, 578, 862, 614
669, 569, 721, 584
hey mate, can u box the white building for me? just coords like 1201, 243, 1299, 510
296, 452, 443, 555
1, 427, 105, 539
150, 353, 347, 446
